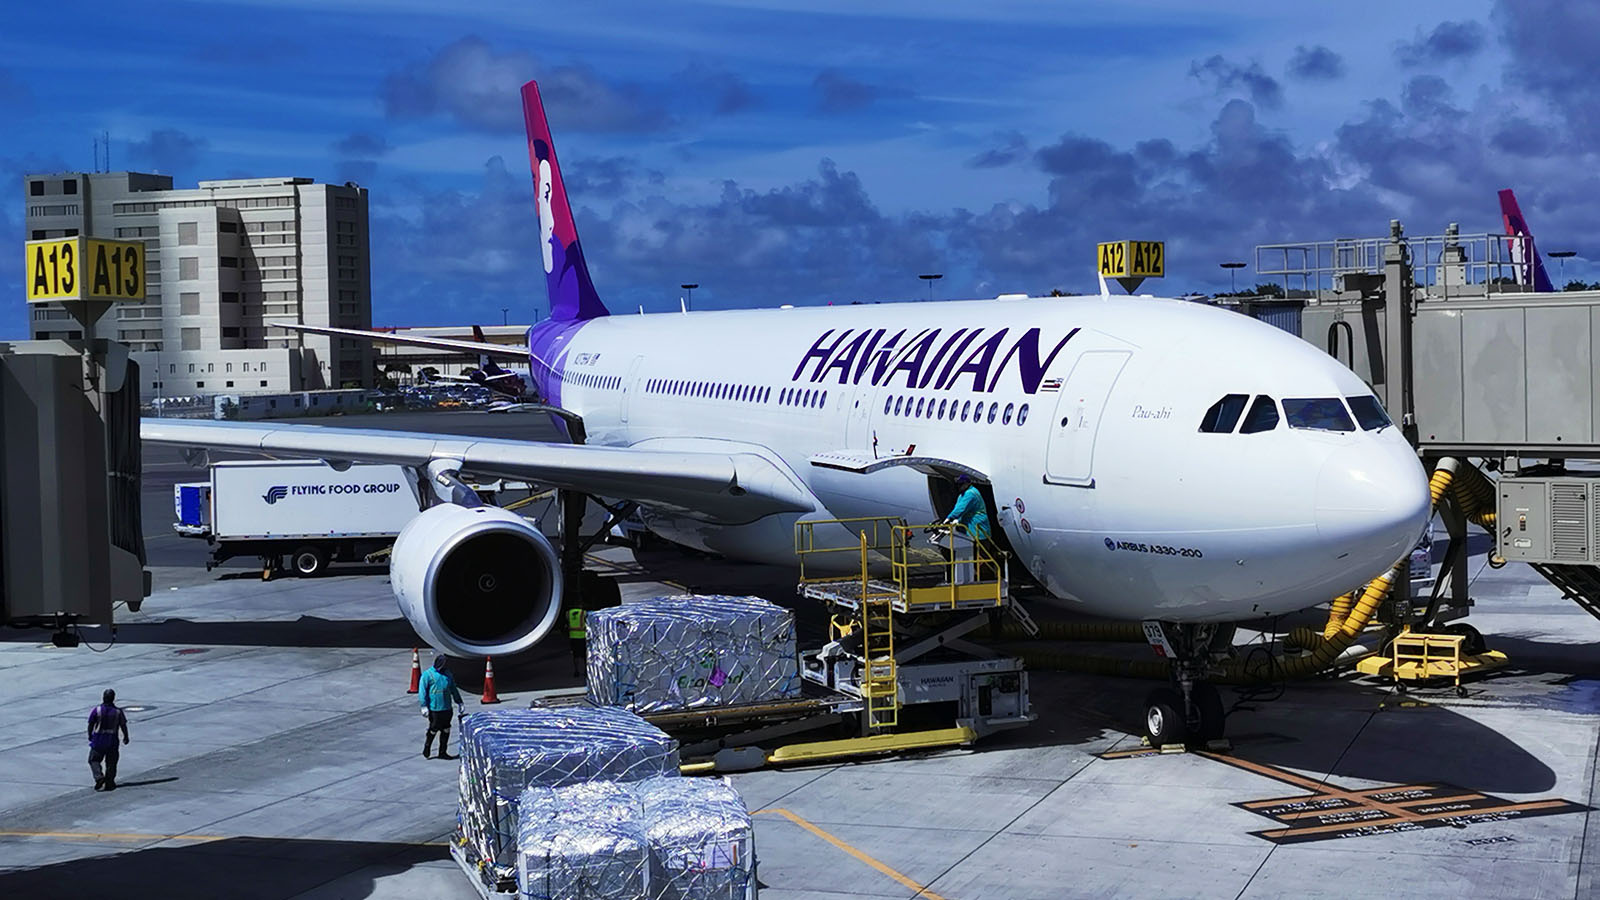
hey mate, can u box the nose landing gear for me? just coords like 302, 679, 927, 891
1140, 621, 1234, 749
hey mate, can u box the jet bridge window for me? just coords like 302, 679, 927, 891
1346, 395, 1391, 431
1283, 398, 1355, 432
1239, 395, 1280, 434
1198, 393, 1249, 433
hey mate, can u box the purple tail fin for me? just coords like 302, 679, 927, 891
1499, 189, 1555, 293
523, 80, 609, 321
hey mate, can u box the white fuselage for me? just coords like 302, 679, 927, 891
537, 295, 1430, 623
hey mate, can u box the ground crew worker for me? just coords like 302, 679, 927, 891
941, 475, 996, 581
419, 655, 463, 760
87, 688, 130, 791
567, 603, 587, 678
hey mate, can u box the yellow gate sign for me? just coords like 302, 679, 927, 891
1096, 240, 1164, 279
25, 237, 146, 303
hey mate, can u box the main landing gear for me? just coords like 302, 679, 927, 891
1140, 621, 1235, 749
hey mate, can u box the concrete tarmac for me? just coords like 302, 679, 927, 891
2, 409, 1598, 898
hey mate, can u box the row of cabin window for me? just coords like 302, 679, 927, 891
885, 394, 1030, 427
568, 371, 619, 390
1199, 393, 1391, 434
646, 378, 778, 405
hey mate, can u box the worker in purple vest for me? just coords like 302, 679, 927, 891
87, 689, 130, 791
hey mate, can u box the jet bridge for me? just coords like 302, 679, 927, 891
1252, 221, 1600, 631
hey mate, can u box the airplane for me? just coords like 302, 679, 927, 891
415, 327, 533, 398
1499, 188, 1556, 293
142, 78, 1432, 745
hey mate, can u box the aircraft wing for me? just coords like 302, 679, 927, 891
142, 420, 815, 523
269, 323, 532, 361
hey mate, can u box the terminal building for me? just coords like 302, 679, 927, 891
22, 172, 374, 400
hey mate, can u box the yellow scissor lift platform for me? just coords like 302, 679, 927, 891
792, 516, 1036, 744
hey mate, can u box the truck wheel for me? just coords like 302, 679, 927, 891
291, 545, 329, 577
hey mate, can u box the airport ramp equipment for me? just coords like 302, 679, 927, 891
456, 707, 680, 893
586, 595, 801, 714
516, 776, 756, 900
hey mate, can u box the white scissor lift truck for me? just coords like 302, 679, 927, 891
174, 460, 424, 578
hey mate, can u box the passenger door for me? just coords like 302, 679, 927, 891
1044, 350, 1131, 486
620, 355, 645, 425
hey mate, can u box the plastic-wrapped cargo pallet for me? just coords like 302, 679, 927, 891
519, 781, 650, 900
517, 776, 756, 900
456, 707, 680, 893
587, 595, 801, 713
640, 777, 755, 900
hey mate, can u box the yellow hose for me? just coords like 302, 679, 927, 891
1449, 460, 1497, 530
1322, 592, 1356, 639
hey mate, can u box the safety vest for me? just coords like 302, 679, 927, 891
567, 607, 586, 640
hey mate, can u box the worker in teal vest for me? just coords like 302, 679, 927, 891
943, 474, 991, 541
567, 603, 587, 679
942, 475, 997, 581
418, 655, 463, 760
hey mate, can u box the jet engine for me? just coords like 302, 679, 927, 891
390, 504, 563, 658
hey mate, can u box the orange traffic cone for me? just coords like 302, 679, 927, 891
480, 656, 502, 704
406, 648, 421, 694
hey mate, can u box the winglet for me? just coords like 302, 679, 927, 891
523, 80, 610, 321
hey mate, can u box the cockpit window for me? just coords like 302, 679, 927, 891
1283, 398, 1356, 432
1346, 395, 1391, 431
1239, 395, 1280, 434
1199, 394, 1249, 433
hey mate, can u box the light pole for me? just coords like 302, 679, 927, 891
919, 273, 942, 301
1550, 250, 1576, 286
501, 307, 508, 326
680, 283, 698, 309
1219, 261, 1246, 295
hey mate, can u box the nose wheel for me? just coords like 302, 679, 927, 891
1140, 621, 1233, 749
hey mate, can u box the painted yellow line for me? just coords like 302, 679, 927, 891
755, 808, 948, 900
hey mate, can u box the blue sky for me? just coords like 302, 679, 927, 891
4, 0, 1595, 334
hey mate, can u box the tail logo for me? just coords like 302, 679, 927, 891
537, 158, 555, 275
262, 485, 289, 505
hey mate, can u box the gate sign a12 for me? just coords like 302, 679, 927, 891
1096, 240, 1164, 294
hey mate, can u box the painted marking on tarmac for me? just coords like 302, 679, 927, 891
755, 808, 948, 899
584, 553, 690, 592
1096, 748, 1590, 844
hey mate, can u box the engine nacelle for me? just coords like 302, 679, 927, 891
390, 504, 563, 658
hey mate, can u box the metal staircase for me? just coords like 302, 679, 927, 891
1529, 564, 1600, 622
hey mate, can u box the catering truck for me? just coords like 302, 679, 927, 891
174, 460, 424, 578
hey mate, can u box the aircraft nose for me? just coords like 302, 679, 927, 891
1314, 440, 1432, 558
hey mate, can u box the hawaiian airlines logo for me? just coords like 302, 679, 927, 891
537, 158, 555, 275
263, 486, 289, 505
790, 326, 1080, 395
